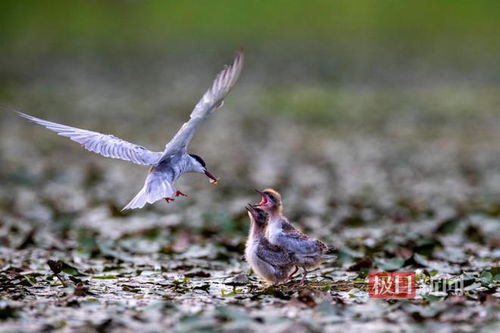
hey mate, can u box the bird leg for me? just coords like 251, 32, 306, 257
164, 197, 175, 203
301, 268, 308, 284
175, 190, 188, 197
289, 266, 299, 282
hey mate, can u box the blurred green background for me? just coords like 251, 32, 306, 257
1, 0, 499, 124
2, 0, 500, 53
1, 0, 500, 169
1, 0, 499, 146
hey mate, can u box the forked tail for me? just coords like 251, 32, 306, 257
122, 170, 175, 210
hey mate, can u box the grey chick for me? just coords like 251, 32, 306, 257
245, 205, 297, 285
255, 188, 332, 283
17, 52, 244, 210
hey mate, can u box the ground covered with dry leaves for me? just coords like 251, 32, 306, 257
0, 52, 499, 332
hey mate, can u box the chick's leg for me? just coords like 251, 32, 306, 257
301, 268, 308, 284
288, 266, 299, 282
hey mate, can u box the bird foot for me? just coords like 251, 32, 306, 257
164, 197, 175, 203
175, 190, 188, 197
288, 266, 299, 282
301, 270, 308, 285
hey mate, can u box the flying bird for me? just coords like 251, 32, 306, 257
255, 188, 333, 283
17, 52, 244, 210
245, 205, 297, 285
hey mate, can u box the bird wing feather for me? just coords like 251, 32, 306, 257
280, 222, 327, 254
18, 112, 162, 165
161, 51, 244, 156
256, 238, 295, 267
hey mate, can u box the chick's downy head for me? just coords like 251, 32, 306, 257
246, 204, 269, 228
255, 188, 282, 214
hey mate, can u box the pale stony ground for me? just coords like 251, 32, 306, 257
0, 53, 499, 332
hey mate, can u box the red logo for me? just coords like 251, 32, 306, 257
368, 272, 416, 298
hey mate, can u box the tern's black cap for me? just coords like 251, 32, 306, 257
189, 154, 206, 167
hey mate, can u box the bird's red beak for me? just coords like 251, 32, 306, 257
254, 189, 268, 207
204, 170, 219, 184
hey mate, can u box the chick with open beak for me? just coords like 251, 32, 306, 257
254, 188, 283, 215
254, 188, 334, 283
244, 205, 297, 285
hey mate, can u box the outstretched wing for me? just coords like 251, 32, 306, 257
18, 112, 162, 165
161, 51, 244, 156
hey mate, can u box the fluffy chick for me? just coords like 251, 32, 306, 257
245, 205, 297, 285
255, 188, 332, 282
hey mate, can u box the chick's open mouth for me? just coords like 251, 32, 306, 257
254, 191, 268, 207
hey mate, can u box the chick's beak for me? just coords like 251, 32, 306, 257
254, 189, 268, 207
204, 169, 219, 184
245, 204, 256, 217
